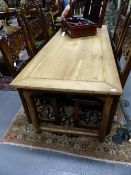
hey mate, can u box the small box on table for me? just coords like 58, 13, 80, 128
61, 17, 97, 38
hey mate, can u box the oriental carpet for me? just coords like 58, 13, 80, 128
1, 105, 131, 165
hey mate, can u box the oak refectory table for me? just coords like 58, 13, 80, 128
10, 25, 122, 142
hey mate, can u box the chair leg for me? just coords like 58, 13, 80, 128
99, 96, 113, 142
18, 90, 32, 123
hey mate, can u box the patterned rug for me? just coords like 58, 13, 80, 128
1, 106, 131, 165
0, 76, 15, 91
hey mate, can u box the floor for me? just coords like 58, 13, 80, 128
0, 90, 131, 175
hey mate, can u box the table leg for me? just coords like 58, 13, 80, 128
18, 89, 32, 123
106, 96, 120, 135
99, 96, 113, 142
23, 91, 40, 133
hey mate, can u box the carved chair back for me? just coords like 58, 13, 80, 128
69, 0, 109, 27
57, 0, 63, 15
19, 5, 49, 55
0, 28, 32, 78
112, 0, 130, 56
107, 10, 131, 134
116, 10, 131, 88
20, 0, 43, 10
0, 25, 33, 123
119, 0, 130, 16
0, 9, 36, 124
41, 10, 55, 39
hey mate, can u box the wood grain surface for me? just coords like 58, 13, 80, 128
10, 25, 122, 95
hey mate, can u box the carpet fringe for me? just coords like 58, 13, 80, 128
0, 140, 131, 166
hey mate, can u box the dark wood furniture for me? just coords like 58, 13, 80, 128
69, 0, 109, 28
0, 11, 16, 20
61, 17, 97, 38
112, 0, 130, 58
40, 10, 55, 39
0, 28, 31, 77
107, 8, 131, 134
0, 28, 32, 123
117, 12, 131, 88
0, 9, 34, 75
19, 5, 49, 55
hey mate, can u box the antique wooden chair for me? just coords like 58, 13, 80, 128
112, 0, 130, 58
0, 28, 32, 77
69, 0, 109, 27
116, 10, 131, 88
19, 5, 49, 55
111, 4, 131, 87
41, 10, 55, 39
0, 9, 18, 75
0, 27, 32, 123
107, 9, 131, 134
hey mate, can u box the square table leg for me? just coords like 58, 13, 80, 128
99, 95, 113, 142
18, 89, 32, 123
23, 91, 40, 133
106, 95, 120, 135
